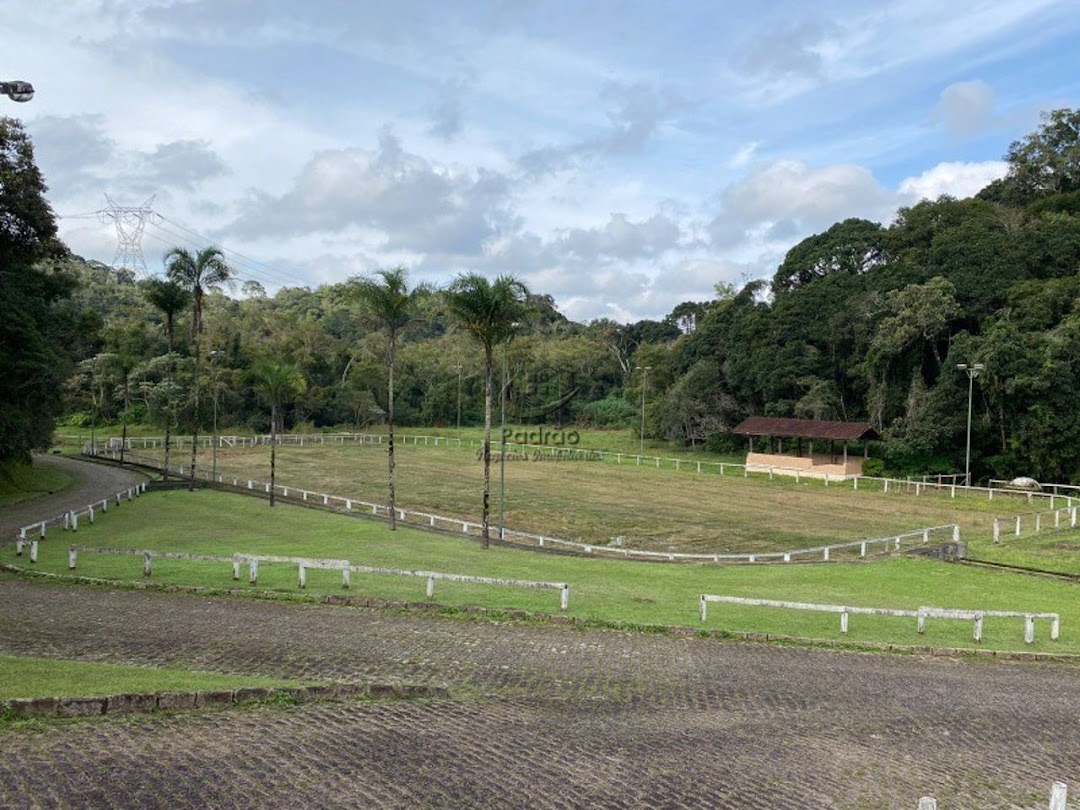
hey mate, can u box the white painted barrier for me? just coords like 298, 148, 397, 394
920, 781, 1066, 809
13, 482, 148, 557
699, 595, 1060, 644
66, 546, 569, 610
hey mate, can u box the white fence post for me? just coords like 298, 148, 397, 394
342, 567, 350, 589
426, 576, 435, 599
29, 540, 38, 563
232, 558, 240, 580
1050, 782, 1067, 810
249, 559, 258, 585
699, 595, 707, 623
840, 609, 848, 634
298, 563, 306, 589
560, 585, 569, 611
973, 613, 983, 643
1025, 615, 1035, 645
993, 519, 1001, 544
68, 547, 77, 569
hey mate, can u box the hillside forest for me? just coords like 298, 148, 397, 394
4, 110, 1080, 483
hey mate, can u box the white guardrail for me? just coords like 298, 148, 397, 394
919, 781, 1068, 809
65, 546, 571, 610
12, 482, 149, 561
91, 446, 960, 565
698, 595, 1060, 645
993, 505, 1079, 543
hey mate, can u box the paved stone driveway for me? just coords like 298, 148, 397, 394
1, 579, 1078, 808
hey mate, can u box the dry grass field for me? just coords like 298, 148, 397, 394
137, 440, 1008, 554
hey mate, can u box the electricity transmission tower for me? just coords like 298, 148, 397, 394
98, 194, 158, 274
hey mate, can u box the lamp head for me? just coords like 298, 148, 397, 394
1, 81, 34, 102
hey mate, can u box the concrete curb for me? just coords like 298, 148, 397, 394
5, 563, 1080, 666
1, 681, 451, 721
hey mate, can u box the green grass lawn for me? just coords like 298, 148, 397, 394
9, 489, 1077, 654
0, 654, 301, 700
0, 462, 75, 508
123, 440, 1018, 555
966, 529, 1080, 575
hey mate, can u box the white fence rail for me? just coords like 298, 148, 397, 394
81, 432, 1079, 509
919, 781, 1068, 809
993, 505, 1079, 543
11, 482, 149, 561
95, 446, 960, 565
698, 595, 1060, 644
66, 546, 571, 610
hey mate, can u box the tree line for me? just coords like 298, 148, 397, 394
4, 110, 1080, 485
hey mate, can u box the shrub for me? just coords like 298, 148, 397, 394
576, 396, 637, 428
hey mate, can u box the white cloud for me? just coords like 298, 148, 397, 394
709, 159, 897, 249
933, 80, 997, 139
730, 142, 760, 168
899, 160, 1009, 201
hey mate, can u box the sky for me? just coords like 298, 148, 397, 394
5, 0, 1080, 322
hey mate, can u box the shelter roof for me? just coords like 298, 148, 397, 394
732, 416, 879, 442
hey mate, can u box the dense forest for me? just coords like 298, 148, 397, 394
4, 110, 1080, 483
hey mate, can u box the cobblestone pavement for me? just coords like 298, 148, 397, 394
1, 579, 1078, 809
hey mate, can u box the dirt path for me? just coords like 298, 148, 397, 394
0, 455, 147, 540
1, 578, 1078, 809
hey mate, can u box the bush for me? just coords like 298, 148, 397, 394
57, 412, 93, 428
861, 458, 886, 477
576, 396, 637, 428
705, 431, 741, 454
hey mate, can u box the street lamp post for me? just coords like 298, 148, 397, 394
498, 325, 520, 541
635, 365, 651, 455
454, 363, 463, 440
0, 81, 34, 103
209, 351, 224, 481
957, 362, 984, 487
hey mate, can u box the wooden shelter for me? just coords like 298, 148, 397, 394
732, 417, 879, 479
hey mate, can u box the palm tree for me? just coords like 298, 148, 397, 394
445, 273, 529, 547
163, 246, 233, 489
141, 278, 191, 352
251, 362, 306, 507
343, 267, 429, 530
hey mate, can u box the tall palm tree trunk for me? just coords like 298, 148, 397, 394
163, 423, 171, 481
269, 403, 277, 507
482, 348, 494, 548
387, 342, 397, 531
189, 337, 201, 491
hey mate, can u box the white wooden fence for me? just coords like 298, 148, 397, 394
698, 595, 1060, 644
919, 781, 1068, 809
96, 446, 961, 565
993, 505, 1079, 543
11, 482, 148, 562
83, 432, 1079, 510
66, 546, 570, 610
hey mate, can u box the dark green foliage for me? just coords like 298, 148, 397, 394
0, 117, 76, 463
577, 396, 637, 428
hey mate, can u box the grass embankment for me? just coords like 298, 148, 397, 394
9, 489, 1077, 654
133, 441, 1007, 554
965, 531, 1080, 575
0, 462, 74, 508
0, 655, 301, 700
